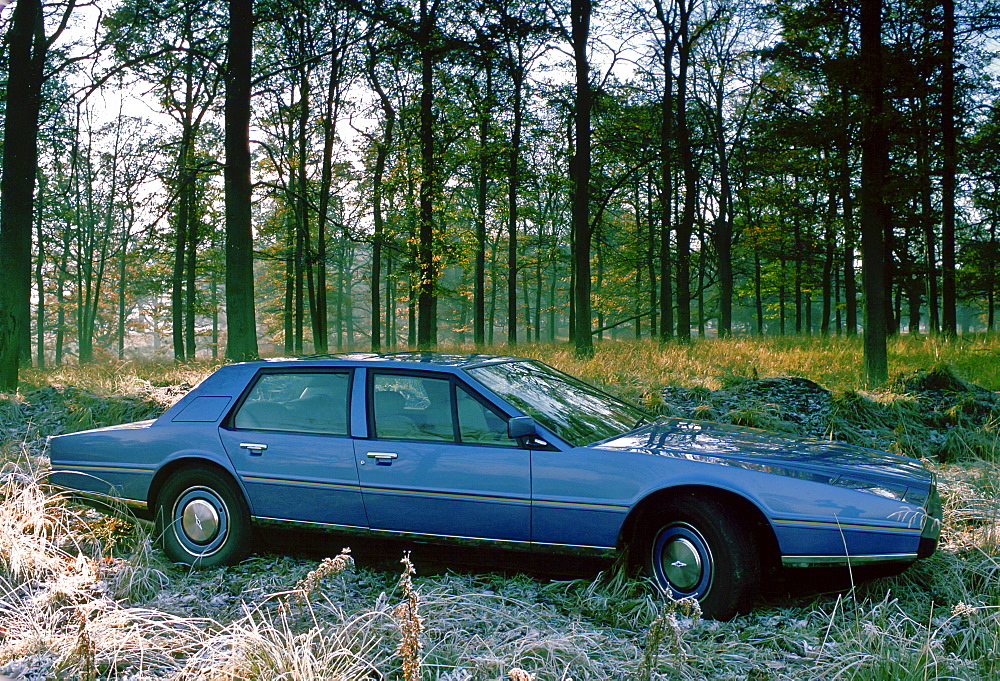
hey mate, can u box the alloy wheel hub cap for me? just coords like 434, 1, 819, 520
181, 499, 220, 544
663, 536, 703, 592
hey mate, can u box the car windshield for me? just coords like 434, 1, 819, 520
466, 360, 651, 447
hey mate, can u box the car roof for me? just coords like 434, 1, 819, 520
240, 351, 526, 370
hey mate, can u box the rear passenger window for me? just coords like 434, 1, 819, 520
233, 372, 349, 435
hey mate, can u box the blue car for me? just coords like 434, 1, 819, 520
49, 353, 941, 619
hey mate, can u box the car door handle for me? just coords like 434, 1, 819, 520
366, 451, 398, 461
240, 442, 268, 455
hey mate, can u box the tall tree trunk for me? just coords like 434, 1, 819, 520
370, 133, 389, 351
314, 28, 348, 355
0, 0, 45, 389
820, 180, 837, 336
838, 88, 858, 336
224, 0, 259, 362
344, 243, 355, 346
211, 278, 219, 358
940, 0, 957, 337
674, 0, 695, 342
368, 50, 395, 353
294, 69, 309, 355
489, 215, 500, 344
777, 234, 786, 335
534, 221, 543, 342
571, 0, 593, 358
283, 210, 295, 354
654, 0, 676, 341
917, 98, 938, 334
696, 225, 706, 337
416, 0, 438, 350
635, 182, 644, 339
34, 187, 46, 367
117, 226, 128, 360
834, 261, 842, 334
292, 84, 310, 354
174, 17, 198, 362
55, 229, 70, 365
754, 252, 763, 334
794, 210, 802, 334
908, 273, 921, 334
294, 181, 305, 353
883, 203, 897, 336
474, 63, 492, 347
334, 234, 344, 348
474, 65, 492, 347
548, 260, 557, 341
385, 251, 395, 347
712, 106, 733, 338
860, 0, 889, 384
507, 59, 524, 347
185, 199, 199, 359
647, 175, 658, 336
74, 132, 99, 364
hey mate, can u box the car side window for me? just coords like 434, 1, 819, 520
373, 374, 451, 440
233, 372, 349, 435
371, 373, 517, 446
456, 385, 514, 445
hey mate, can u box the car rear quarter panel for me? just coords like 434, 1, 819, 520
49, 423, 234, 508
50, 363, 259, 508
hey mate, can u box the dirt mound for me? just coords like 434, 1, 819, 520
660, 370, 1000, 462
896, 366, 983, 395
660, 375, 833, 440
893, 366, 1000, 422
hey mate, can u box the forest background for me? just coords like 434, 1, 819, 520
1, 0, 1000, 390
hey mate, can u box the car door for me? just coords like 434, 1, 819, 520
356, 370, 531, 542
218, 369, 367, 529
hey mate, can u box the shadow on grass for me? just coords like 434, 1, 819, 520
259, 526, 615, 583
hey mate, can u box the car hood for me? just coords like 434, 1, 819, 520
596, 417, 933, 490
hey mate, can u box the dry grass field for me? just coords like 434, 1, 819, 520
1, 336, 998, 680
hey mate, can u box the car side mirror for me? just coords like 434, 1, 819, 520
508, 416, 536, 439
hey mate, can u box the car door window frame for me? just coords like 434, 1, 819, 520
367, 370, 519, 447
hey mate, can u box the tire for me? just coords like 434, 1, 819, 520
643, 494, 762, 620
156, 467, 252, 567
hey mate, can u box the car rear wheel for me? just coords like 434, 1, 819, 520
644, 494, 761, 620
157, 467, 251, 567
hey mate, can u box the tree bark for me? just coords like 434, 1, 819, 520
34, 182, 46, 367
224, 0, 259, 362
368, 54, 395, 352
940, 0, 957, 336
474, 63, 492, 347
837, 88, 858, 336
571, 0, 593, 358
860, 0, 889, 384
654, 0, 676, 342
0, 0, 45, 389
820, 182, 836, 336
416, 0, 438, 350
507, 58, 524, 346
674, 0, 695, 342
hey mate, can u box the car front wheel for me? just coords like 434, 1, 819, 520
157, 467, 251, 567
644, 494, 761, 620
